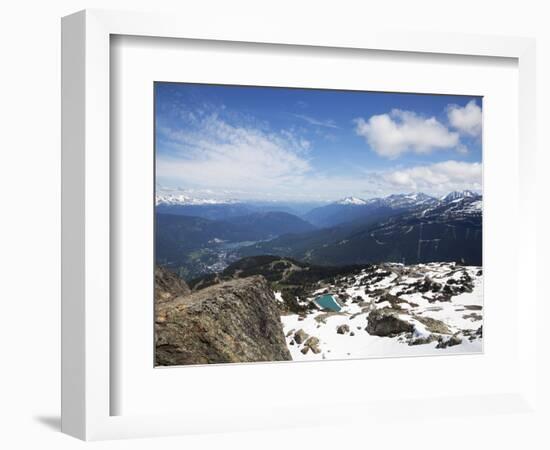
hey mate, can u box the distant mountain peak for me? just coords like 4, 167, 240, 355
385, 192, 431, 200
440, 190, 480, 203
327, 192, 438, 210
334, 196, 367, 205
381, 192, 437, 208
156, 193, 238, 206
405, 192, 432, 201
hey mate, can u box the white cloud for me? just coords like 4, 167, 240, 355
156, 115, 312, 197
294, 114, 339, 129
354, 109, 459, 159
381, 160, 482, 194
284, 161, 481, 200
157, 113, 481, 202
447, 100, 482, 137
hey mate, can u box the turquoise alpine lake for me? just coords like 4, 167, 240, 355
315, 294, 341, 312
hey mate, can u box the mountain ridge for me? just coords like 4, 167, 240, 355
237, 194, 482, 267
304, 191, 480, 228
156, 191, 482, 280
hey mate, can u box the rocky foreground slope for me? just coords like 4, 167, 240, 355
155, 269, 291, 366
156, 259, 483, 365
155, 265, 191, 303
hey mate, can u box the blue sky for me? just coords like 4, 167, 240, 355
155, 82, 482, 202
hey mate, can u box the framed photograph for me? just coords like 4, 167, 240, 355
62, 9, 537, 440
153, 82, 484, 366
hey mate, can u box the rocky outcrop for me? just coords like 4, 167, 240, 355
155, 266, 190, 303
155, 276, 291, 365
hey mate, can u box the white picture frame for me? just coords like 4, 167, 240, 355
61, 9, 537, 441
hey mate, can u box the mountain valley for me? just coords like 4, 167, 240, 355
157, 190, 482, 280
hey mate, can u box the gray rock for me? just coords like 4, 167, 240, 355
294, 329, 309, 345
436, 333, 463, 349
155, 266, 191, 303
409, 335, 438, 346
304, 336, 321, 354
463, 312, 482, 321
336, 324, 350, 334
155, 276, 292, 365
366, 309, 414, 336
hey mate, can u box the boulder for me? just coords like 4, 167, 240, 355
155, 276, 292, 365
409, 334, 438, 346
436, 333, 463, 349
366, 309, 414, 336
304, 336, 321, 354
336, 324, 350, 334
463, 312, 482, 321
293, 329, 309, 344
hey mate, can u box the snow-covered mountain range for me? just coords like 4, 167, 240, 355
156, 190, 481, 209
333, 190, 480, 209
304, 191, 481, 228
440, 190, 479, 203
334, 196, 369, 206
155, 193, 239, 206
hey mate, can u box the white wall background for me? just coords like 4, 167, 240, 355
0, 1, 547, 448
